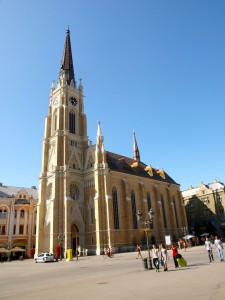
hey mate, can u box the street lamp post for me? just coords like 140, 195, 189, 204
137, 208, 154, 270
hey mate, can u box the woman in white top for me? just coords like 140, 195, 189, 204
152, 245, 160, 272
160, 244, 169, 271
205, 237, 214, 262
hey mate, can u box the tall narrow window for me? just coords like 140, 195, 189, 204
147, 192, 151, 211
54, 115, 57, 131
161, 195, 167, 228
147, 192, 154, 228
19, 225, 24, 235
13, 225, 16, 235
173, 196, 179, 227
131, 191, 138, 229
20, 210, 25, 218
69, 111, 76, 134
90, 208, 94, 225
2, 226, 5, 235
112, 188, 120, 229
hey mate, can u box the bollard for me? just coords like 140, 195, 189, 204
66, 249, 72, 261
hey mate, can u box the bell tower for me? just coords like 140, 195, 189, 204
36, 29, 88, 255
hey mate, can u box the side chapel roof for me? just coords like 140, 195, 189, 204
106, 151, 178, 185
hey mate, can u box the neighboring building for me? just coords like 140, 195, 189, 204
36, 29, 187, 256
182, 180, 225, 238
0, 183, 38, 257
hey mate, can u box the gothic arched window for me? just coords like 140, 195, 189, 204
147, 192, 151, 211
173, 196, 179, 227
69, 111, 76, 134
161, 195, 167, 228
54, 115, 57, 131
112, 188, 120, 229
131, 191, 138, 229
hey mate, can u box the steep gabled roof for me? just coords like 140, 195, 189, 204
106, 151, 178, 185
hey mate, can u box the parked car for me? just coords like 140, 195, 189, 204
34, 252, 57, 263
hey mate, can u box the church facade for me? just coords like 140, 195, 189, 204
36, 29, 187, 256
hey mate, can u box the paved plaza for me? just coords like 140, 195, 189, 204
0, 246, 225, 300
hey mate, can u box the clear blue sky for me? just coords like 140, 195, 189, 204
0, 0, 225, 191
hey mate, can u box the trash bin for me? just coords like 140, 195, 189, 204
143, 258, 148, 270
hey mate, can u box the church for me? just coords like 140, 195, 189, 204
36, 29, 187, 256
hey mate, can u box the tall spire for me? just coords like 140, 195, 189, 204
133, 131, 140, 163
59, 27, 75, 86
96, 121, 104, 145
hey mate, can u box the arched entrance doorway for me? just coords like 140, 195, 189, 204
71, 224, 79, 256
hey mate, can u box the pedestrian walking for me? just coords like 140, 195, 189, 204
76, 248, 79, 260
171, 243, 179, 268
205, 237, 214, 262
107, 247, 111, 257
183, 241, 187, 252
178, 240, 182, 250
214, 236, 224, 262
160, 244, 169, 271
136, 244, 143, 259
152, 245, 160, 272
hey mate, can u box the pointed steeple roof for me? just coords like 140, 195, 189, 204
96, 121, 104, 145
59, 27, 75, 86
133, 131, 140, 163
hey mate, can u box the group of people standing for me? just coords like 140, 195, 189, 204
104, 247, 113, 258
136, 244, 169, 272
205, 236, 224, 262
136, 243, 186, 271
136, 235, 224, 272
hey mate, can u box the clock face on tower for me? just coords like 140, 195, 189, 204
69, 96, 78, 106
